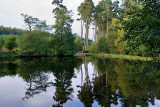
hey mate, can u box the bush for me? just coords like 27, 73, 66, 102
17, 31, 51, 56
83, 50, 89, 53
0, 35, 6, 50
51, 34, 76, 56
4, 35, 17, 51
0, 40, 3, 50
97, 36, 108, 53
74, 36, 82, 51
89, 42, 97, 53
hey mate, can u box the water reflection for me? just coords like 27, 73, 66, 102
51, 58, 77, 107
0, 57, 160, 107
92, 58, 160, 107
78, 58, 94, 107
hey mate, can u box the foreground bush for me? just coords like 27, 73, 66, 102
51, 34, 76, 56
97, 36, 108, 53
17, 31, 51, 56
0, 41, 3, 50
74, 36, 82, 51
4, 35, 17, 51
89, 42, 97, 53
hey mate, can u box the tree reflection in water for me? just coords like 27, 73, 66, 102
17, 58, 53, 100
0, 57, 160, 107
91, 58, 160, 107
78, 58, 93, 107
51, 58, 79, 107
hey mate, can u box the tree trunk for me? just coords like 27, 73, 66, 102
95, 23, 97, 42
102, 27, 104, 37
106, 71, 108, 87
81, 18, 83, 50
92, 28, 94, 41
28, 24, 32, 32
84, 58, 89, 86
106, 16, 109, 37
85, 20, 89, 50
81, 65, 83, 87
81, 18, 83, 39
87, 23, 89, 48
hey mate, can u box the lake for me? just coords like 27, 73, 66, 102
0, 57, 160, 107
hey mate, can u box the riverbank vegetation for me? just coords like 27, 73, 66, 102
89, 53, 152, 61
0, 0, 160, 59
77, 0, 160, 58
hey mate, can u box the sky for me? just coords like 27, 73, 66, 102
0, 0, 101, 39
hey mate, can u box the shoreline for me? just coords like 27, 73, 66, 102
0, 52, 156, 61
88, 53, 154, 61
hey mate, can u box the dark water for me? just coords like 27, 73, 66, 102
0, 57, 160, 107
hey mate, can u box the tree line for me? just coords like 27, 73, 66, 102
0, 25, 23, 35
0, 0, 160, 57
0, 0, 77, 56
76, 0, 160, 57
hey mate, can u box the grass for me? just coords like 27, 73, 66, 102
89, 53, 153, 61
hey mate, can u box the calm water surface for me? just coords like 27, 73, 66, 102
0, 57, 160, 107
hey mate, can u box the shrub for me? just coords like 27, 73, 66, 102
4, 35, 17, 51
74, 36, 82, 51
17, 31, 51, 56
89, 42, 97, 53
0, 40, 3, 50
0, 35, 6, 50
97, 36, 108, 53
51, 34, 76, 56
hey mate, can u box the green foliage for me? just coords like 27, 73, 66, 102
0, 35, 18, 50
0, 52, 18, 58
97, 36, 107, 53
114, 27, 126, 54
0, 41, 2, 50
90, 53, 152, 61
0, 36, 5, 50
94, 0, 120, 37
51, 34, 76, 56
107, 18, 126, 54
79, 0, 94, 22
122, 0, 160, 57
21, 13, 52, 32
78, 0, 94, 49
89, 42, 97, 53
4, 35, 17, 51
0, 25, 23, 35
106, 31, 117, 53
52, 0, 76, 56
52, 5, 73, 35
17, 31, 51, 56
74, 36, 82, 51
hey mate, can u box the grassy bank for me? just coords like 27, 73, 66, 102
89, 53, 153, 61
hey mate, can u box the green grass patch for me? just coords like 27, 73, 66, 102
89, 53, 153, 61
